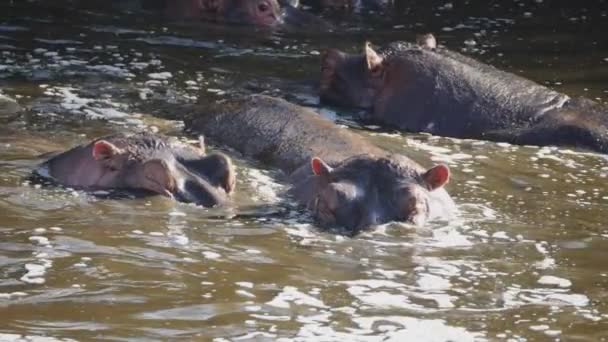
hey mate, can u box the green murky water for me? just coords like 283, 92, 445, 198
1, 1, 608, 341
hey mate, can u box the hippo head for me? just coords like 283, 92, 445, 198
202, 0, 282, 27
306, 155, 449, 232
45, 133, 235, 207
320, 42, 387, 109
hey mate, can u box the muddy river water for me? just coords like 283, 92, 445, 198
1, 1, 608, 341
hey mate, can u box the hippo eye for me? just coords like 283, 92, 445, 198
401, 195, 429, 225
258, 2, 270, 13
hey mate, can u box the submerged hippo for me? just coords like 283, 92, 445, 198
38, 132, 235, 207
320, 35, 608, 153
184, 95, 453, 233
166, 0, 327, 28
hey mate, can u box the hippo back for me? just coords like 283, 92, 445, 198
375, 42, 570, 138
186, 95, 387, 174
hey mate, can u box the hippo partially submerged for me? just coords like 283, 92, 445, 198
184, 95, 453, 233
38, 132, 235, 207
320, 35, 608, 153
165, 0, 327, 29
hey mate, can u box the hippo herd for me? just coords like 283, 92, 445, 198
21, 2, 608, 235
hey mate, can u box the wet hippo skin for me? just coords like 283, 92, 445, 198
185, 95, 453, 233
320, 35, 608, 154
38, 132, 235, 207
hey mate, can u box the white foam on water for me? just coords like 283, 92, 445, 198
422, 226, 474, 248
266, 286, 328, 309
546, 293, 589, 306
0, 292, 28, 299
341, 279, 406, 289
236, 282, 254, 288
20, 263, 48, 284
202, 251, 221, 260
83, 107, 130, 119
373, 269, 407, 279
502, 286, 590, 308
148, 71, 172, 80
538, 276, 572, 288
544, 330, 561, 337
29, 236, 50, 246
491, 231, 510, 240
529, 324, 549, 331
0, 333, 77, 342
354, 316, 483, 342
231, 332, 277, 341
169, 234, 189, 246
86, 65, 134, 78
416, 273, 451, 291
250, 313, 291, 321
345, 286, 423, 312
41, 86, 142, 125
534, 241, 556, 269
280, 315, 483, 342
246, 169, 285, 203
236, 289, 256, 298
136, 36, 218, 49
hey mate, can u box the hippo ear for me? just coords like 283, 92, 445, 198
416, 33, 437, 49
364, 42, 383, 76
143, 159, 176, 198
311, 157, 333, 178
422, 164, 450, 191
204, 154, 236, 194
92, 140, 124, 161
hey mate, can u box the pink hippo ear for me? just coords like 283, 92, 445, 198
422, 164, 450, 191
364, 42, 384, 77
311, 157, 333, 178
92, 140, 124, 161
416, 33, 437, 49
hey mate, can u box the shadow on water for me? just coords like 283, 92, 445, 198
0, 0, 608, 340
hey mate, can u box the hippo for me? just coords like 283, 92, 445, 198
320, 34, 608, 153
37, 132, 235, 207
164, 0, 281, 26
184, 95, 453, 233
165, 0, 327, 28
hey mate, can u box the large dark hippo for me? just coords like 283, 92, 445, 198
37, 132, 235, 207
184, 95, 453, 233
320, 35, 608, 153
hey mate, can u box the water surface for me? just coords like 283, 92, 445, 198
1, 1, 608, 340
